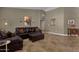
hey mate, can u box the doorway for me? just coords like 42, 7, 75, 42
40, 20, 46, 32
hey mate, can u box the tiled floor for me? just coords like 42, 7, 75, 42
18, 33, 79, 52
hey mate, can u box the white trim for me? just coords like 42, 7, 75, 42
46, 32, 79, 36
44, 7, 58, 12
10, 7, 58, 12
46, 32, 68, 36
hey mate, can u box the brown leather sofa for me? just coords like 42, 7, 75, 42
28, 27, 44, 42
16, 27, 44, 42
0, 31, 23, 52
16, 27, 28, 39
8, 36, 23, 52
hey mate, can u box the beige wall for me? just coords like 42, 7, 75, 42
46, 8, 64, 34
46, 7, 79, 34
72, 8, 79, 28
1, 7, 79, 34
0, 8, 43, 32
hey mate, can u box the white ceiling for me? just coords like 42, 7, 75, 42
14, 7, 58, 11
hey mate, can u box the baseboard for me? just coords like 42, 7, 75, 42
46, 32, 67, 36
46, 32, 79, 36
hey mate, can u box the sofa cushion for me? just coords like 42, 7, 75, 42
19, 28, 25, 33
29, 32, 42, 36
8, 36, 22, 41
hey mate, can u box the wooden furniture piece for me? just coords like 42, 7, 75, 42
68, 27, 79, 36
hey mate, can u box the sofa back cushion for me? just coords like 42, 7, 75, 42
0, 32, 3, 39
16, 27, 25, 34
1, 31, 6, 37
19, 28, 24, 33
16, 27, 41, 34
0, 31, 7, 39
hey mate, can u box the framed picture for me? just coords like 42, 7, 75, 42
68, 19, 75, 25
50, 18, 56, 26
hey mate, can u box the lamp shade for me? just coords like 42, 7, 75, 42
4, 22, 8, 25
